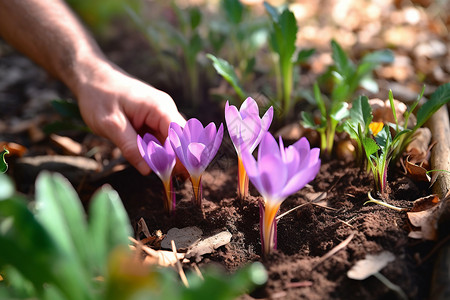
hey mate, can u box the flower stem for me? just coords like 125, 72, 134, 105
237, 156, 249, 201
190, 176, 203, 207
260, 199, 281, 257
163, 178, 175, 215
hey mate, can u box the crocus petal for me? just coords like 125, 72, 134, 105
142, 133, 161, 146
209, 123, 224, 160
186, 142, 207, 176
200, 122, 217, 146
258, 132, 280, 162
241, 114, 262, 153
185, 118, 204, 142
169, 127, 187, 167
258, 155, 287, 200
148, 142, 175, 181
239, 97, 259, 119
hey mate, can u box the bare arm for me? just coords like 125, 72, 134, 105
0, 0, 186, 175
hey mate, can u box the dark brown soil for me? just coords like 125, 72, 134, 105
98, 138, 434, 299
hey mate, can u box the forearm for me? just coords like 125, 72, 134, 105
0, 0, 110, 94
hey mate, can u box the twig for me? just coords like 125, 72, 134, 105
277, 191, 328, 220
172, 240, 189, 288
312, 233, 355, 269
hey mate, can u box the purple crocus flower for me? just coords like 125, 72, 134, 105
137, 133, 176, 213
241, 132, 321, 256
169, 118, 224, 206
225, 97, 273, 200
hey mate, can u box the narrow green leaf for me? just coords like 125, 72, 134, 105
35, 172, 90, 269
388, 90, 398, 126
88, 185, 133, 275
296, 48, 315, 64
313, 82, 326, 118
331, 40, 354, 76
360, 49, 394, 65
415, 83, 450, 129
223, 0, 243, 24
207, 54, 246, 100
189, 7, 202, 29
1, 148, 9, 173
263, 1, 279, 22
51, 99, 82, 120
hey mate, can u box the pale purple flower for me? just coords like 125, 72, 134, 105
169, 118, 224, 206
225, 97, 273, 155
241, 132, 321, 256
225, 97, 273, 199
137, 133, 176, 213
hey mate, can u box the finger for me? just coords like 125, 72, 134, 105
110, 118, 151, 176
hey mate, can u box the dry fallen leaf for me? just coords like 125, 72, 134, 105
407, 195, 440, 240
161, 226, 203, 250
186, 230, 232, 262
347, 251, 395, 280
403, 156, 431, 182
50, 134, 83, 155
0, 142, 27, 157
405, 128, 432, 162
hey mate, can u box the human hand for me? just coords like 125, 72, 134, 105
74, 63, 186, 175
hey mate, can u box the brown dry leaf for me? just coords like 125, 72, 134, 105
347, 251, 395, 280
136, 218, 164, 248
50, 134, 83, 155
407, 195, 440, 240
186, 230, 232, 263
410, 194, 440, 212
404, 156, 431, 182
405, 128, 432, 162
0, 142, 27, 157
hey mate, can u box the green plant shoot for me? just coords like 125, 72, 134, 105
1, 147, 9, 173
264, 1, 298, 114
301, 82, 349, 156
207, 53, 246, 103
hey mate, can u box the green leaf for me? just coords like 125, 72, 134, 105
313, 82, 326, 118
207, 54, 246, 100
223, 0, 243, 24
361, 49, 394, 65
183, 262, 267, 300
363, 137, 379, 157
375, 125, 391, 151
88, 185, 133, 275
301, 111, 318, 129
263, 1, 279, 22
330, 101, 349, 122
296, 48, 315, 64
349, 95, 373, 132
189, 7, 202, 29
1, 148, 9, 173
331, 39, 354, 77
35, 172, 90, 270
0, 173, 14, 200
51, 99, 82, 120
414, 83, 450, 129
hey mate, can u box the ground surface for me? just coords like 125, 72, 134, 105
1, 0, 449, 299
